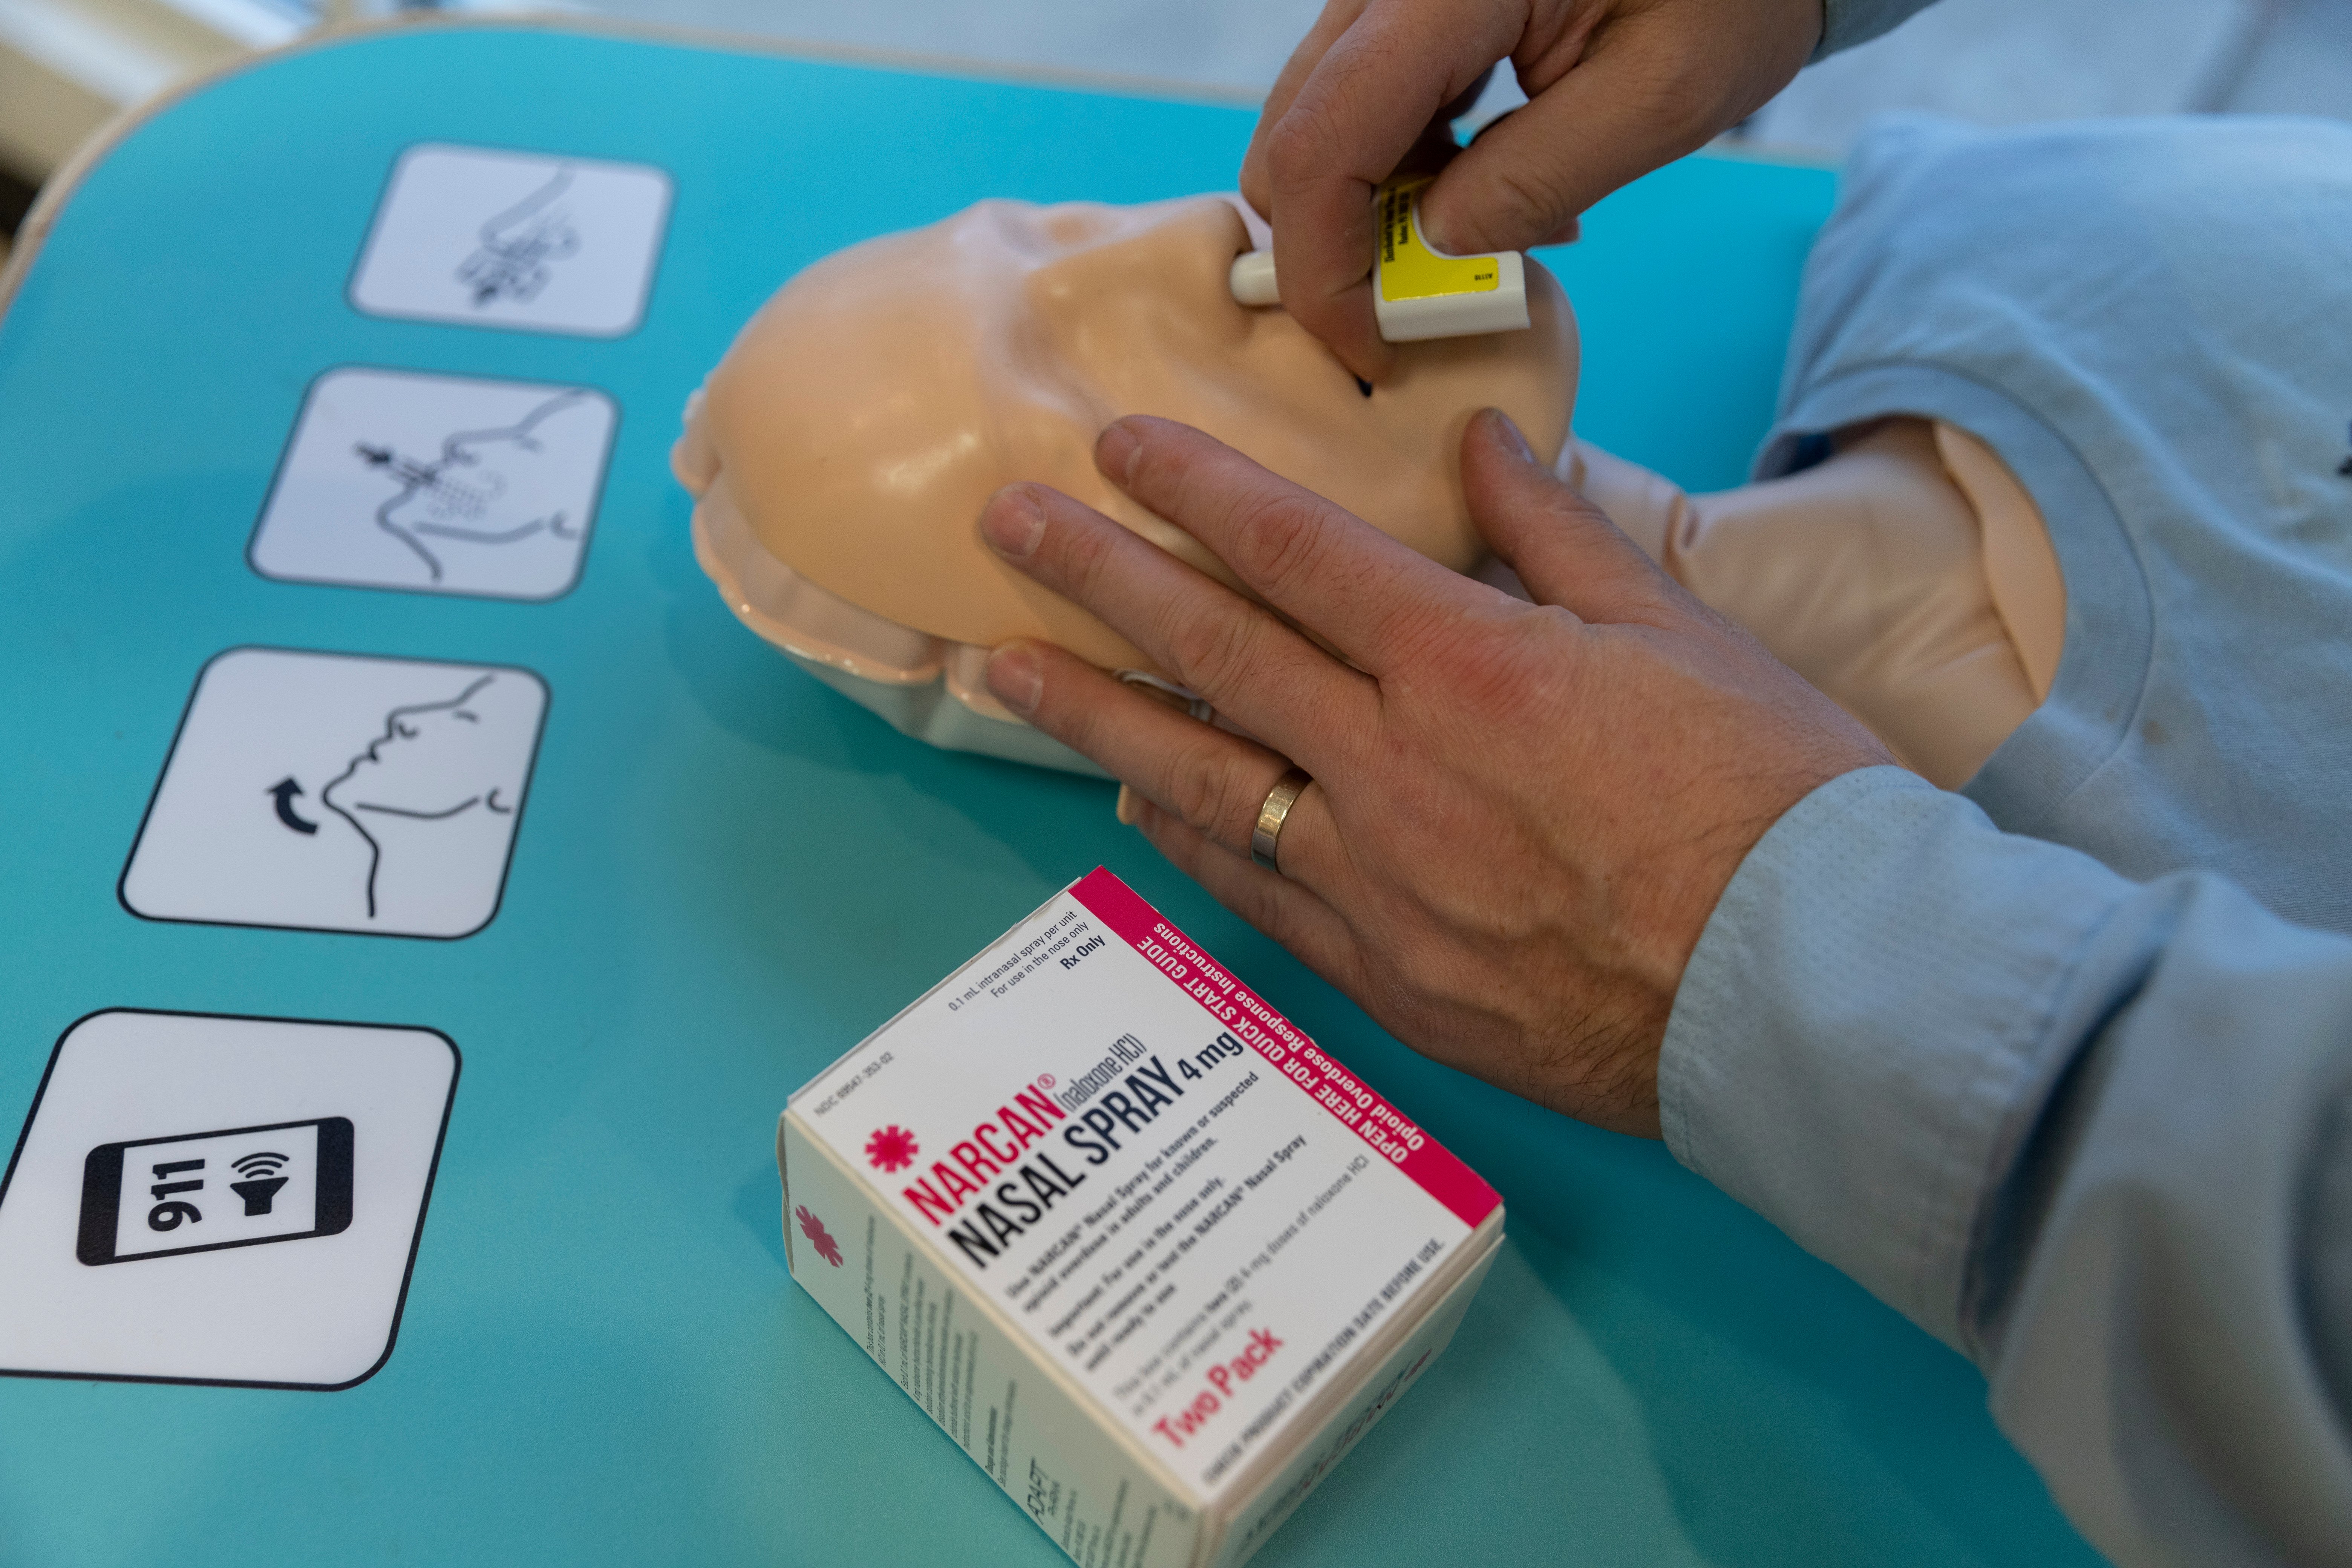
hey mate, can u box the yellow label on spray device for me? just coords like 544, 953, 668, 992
1378, 176, 1501, 302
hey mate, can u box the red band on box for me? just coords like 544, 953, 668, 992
1072, 868, 1501, 1231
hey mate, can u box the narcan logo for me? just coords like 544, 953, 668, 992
864, 1125, 919, 1174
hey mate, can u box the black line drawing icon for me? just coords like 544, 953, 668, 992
350, 144, 671, 337
77, 1116, 355, 1266
309, 672, 524, 920
267, 776, 318, 833
456, 166, 579, 306
230, 1150, 291, 1214
352, 389, 592, 582
249, 367, 613, 601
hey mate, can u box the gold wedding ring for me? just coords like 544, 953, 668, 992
1250, 768, 1314, 873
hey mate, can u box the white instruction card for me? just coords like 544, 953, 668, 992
0, 1009, 457, 1389
350, 143, 671, 335
121, 648, 547, 939
251, 368, 614, 600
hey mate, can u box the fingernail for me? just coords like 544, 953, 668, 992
1484, 408, 1535, 463
986, 643, 1044, 715
1419, 194, 1470, 258
1095, 420, 1141, 485
1115, 783, 1142, 827
979, 487, 1046, 559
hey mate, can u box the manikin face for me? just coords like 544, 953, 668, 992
683, 196, 1577, 669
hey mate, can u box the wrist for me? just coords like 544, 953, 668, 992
1657, 766, 2133, 1344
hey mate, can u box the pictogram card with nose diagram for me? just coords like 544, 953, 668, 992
251, 368, 616, 599
121, 648, 548, 939
0, 1009, 458, 1389
350, 143, 671, 335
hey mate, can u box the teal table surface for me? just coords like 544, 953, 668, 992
0, 21, 2101, 1567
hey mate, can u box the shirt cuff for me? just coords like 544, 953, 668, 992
1816, 0, 1940, 58
1658, 766, 2134, 1349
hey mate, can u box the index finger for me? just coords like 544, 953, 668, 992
978, 479, 1375, 770
1098, 416, 1506, 677
1240, 0, 1368, 221
1242, 2, 1487, 220
1259, 0, 1514, 381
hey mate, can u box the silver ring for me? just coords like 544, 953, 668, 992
1250, 767, 1314, 873
1116, 669, 1216, 723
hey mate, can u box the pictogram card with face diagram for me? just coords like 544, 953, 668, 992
0, 1009, 458, 1389
350, 143, 671, 335
251, 368, 616, 600
121, 648, 548, 939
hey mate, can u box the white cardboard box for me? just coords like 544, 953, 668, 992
779, 868, 1504, 1566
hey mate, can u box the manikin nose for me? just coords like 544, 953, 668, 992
1023, 205, 1237, 308
1035, 205, 1119, 248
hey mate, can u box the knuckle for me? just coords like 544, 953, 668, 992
1057, 514, 1121, 602
1230, 490, 1332, 598
1619, 53, 1728, 149
1565, 493, 1620, 535
1164, 735, 1251, 841
1478, 161, 1571, 245
1380, 606, 1465, 673
1404, 612, 1542, 714
1119, 421, 1214, 523
1129, 424, 1196, 501
1046, 674, 1104, 747
1160, 597, 1262, 698
1264, 107, 1334, 185
1254, 886, 1317, 951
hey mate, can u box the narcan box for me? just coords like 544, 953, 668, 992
778, 868, 1504, 1566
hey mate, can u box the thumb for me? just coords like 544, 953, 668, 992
1462, 410, 1684, 626
1418, 5, 1810, 256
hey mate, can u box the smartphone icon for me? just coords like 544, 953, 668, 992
77, 1117, 354, 1266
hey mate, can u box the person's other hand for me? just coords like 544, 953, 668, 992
1242, 0, 1824, 380
978, 413, 1886, 1137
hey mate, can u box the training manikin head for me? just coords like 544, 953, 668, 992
675, 194, 1577, 671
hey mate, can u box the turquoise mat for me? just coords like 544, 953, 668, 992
0, 22, 2098, 1566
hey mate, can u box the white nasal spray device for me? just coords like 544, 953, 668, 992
1228, 173, 1531, 341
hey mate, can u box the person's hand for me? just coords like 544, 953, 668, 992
977, 412, 1887, 1136
1242, 0, 1824, 380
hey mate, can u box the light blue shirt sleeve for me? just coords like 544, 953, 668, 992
1661, 766, 2352, 1565
1817, 0, 1940, 55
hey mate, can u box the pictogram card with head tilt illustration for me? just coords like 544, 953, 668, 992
122, 648, 548, 939
251, 368, 615, 600
350, 144, 671, 336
